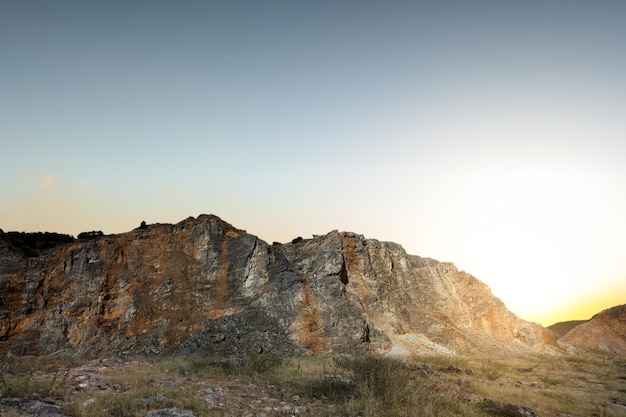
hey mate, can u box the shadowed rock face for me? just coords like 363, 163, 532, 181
0, 215, 558, 356
559, 304, 626, 354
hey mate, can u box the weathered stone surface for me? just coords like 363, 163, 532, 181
483, 399, 539, 417
0, 214, 557, 356
0, 398, 70, 416
145, 408, 195, 417
559, 304, 626, 353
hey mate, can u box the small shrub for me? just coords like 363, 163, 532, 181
157, 354, 232, 379
66, 394, 141, 417
107, 395, 139, 417
0, 377, 60, 399
77, 231, 104, 240
155, 352, 283, 380
308, 375, 355, 400
239, 352, 284, 374
0, 356, 73, 400
334, 356, 432, 417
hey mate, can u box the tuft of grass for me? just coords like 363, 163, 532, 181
331, 355, 485, 417
64, 394, 141, 417
0, 355, 74, 400
0, 376, 63, 400
155, 351, 284, 380
64, 390, 210, 417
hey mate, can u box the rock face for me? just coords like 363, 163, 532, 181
559, 304, 626, 354
0, 215, 557, 356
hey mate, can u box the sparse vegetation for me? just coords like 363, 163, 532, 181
77, 230, 104, 240
2, 231, 75, 257
1, 352, 625, 417
0, 355, 76, 401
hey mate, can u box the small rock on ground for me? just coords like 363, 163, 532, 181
145, 407, 196, 417
483, 399, 539, 417
0, 398, 70, 417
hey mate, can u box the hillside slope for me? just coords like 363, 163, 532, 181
559, 304, 626, 353
548, 320, 589, 338
0, 215, 557, 356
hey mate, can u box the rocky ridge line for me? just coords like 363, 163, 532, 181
0, 214, 558, 357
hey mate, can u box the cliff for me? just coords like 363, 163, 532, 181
0, 215, 558, 356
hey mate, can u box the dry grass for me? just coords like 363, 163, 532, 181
0, 355, 75, 400
1, 351, 625, 417
414, 352, 626, 417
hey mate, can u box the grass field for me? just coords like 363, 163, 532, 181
1, 351, 625, 416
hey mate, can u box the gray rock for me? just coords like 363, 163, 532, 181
0, 398, 70, 416
145, 408, 196, 417
204, 388, 220, 401
145, 392, 174, 408
483, 399, 539, 417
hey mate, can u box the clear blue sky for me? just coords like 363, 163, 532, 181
2, 1, 625, 325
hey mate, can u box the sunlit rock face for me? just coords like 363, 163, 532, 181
559, 304, 626, 354
0, 215, 557, 356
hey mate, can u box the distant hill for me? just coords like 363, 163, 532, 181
559, 304, 626, 354
548, 320, 589, 338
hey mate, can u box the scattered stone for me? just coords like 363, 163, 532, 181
148, 378, 177, 387
0, 398, 70, 416
204, 388, 220, 401
323, 372, 352, 384
483, 399, 539, 417
439, 364, 475, 376
145, 408, 196, 417
145, 393, 174, 408
81, 398, 97, 408
406, 362, 433, 375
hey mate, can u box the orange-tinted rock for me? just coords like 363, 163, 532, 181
0, 215, 558, 356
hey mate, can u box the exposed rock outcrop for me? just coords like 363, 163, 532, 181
0, 398, 70, 417
559, 304, 626, 354
0, 215, 557, 356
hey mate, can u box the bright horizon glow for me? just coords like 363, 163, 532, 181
2, 1, 625, 327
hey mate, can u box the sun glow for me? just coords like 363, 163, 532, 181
433, 164, 622, 326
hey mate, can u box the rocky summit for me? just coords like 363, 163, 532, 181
0, 215, 558, 357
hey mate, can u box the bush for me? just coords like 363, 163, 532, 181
3, 231, 75, 257
77, 231, 104, 240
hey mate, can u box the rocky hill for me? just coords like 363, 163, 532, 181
559, 304, 626, 354
0, 215, 558, 357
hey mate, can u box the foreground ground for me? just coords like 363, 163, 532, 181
1, 350, 625, 417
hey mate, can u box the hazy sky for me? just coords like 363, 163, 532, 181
2, 1, 625, 325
